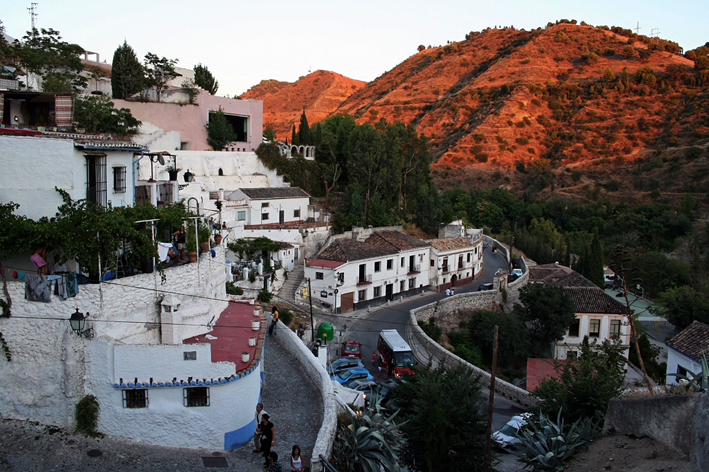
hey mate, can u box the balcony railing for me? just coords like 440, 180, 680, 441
408, 264, 420, 274
356, 274, 372, 285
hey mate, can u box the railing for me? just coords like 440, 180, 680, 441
356, 274, 372, 285
408, 264, 420, 274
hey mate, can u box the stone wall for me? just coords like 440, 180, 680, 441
409, 292, 536, 408
271, 320, 337, 469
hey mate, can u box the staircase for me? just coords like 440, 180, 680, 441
278, 264, 305, 304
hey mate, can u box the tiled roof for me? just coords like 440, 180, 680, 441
238, 187, 310, 200
428, 237, 475, 251
366, 230, 430, 251
526, 358, 565, 392
306, 258, 344, 269
565, 287, 630, 314
317, 238, 396, 263
529, 263, 629, 315
667, 321, 709, 363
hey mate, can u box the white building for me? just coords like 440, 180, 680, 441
0, 132, 145, 221
225, 187, 312, 227
0, 246, 265, 450
528, 263, 631, 360
428, 236, 483, 292
305, 227, 430, 313
665, 321, 709, 385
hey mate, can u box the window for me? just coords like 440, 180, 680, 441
409, 277, 416, 289
401, 257, 405, 267
261, 202, 269, 208
237, 211, 246, 221
358, 289, 366, 301
610, 320, 621, 337
387, 259, 393, 270
567, 350, 578, 360
184, 387, 210, 407
294, 209, 300, 218
400, 280, 406, 291
589, 319, 601, 337
430, 259, 435, 267
113, 166, 126, 193
262, 213, 269, 220
374, 261, 381, 272
374, 286, 381, 297
122, 389, 147, 408
568, 318, 580, 337
85, 153, 107, 206
316, 272, 324, 280
467, 253, 471, 262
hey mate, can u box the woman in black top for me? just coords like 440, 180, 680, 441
260, 413, 275, 467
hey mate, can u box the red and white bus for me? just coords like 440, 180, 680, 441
377, 329, 415, 377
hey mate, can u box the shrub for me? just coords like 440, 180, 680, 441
685, 146, 703, 160
471, 144, 484, 154
531, 98, 542, 106
279, 309, 294, 327
516, 137, 529, 145
604, 179, 621, 191
419, 317, 442, 342
474, 153, 488, 163
513, 410, 586, 471
225, 281, 243, 295
257, 290, 273, 303
76, 394, 100, 436
571, 170, 583, 181
515, 161, 527, 173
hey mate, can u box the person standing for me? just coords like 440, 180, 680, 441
253, 403, 268, 453
371, 350, 377, 369
290, 445, 303, 472
445, 287, 451, 296
268, 451, 283, 472
260, 413, 275, 468
269, 306, 279, 336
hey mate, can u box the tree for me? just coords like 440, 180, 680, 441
413, 181, 442, 235
193, 63, 219, 95
587, 233, 604, 288
651, 286, 709, 331
205, 107, 237, 150
181, 79, 199, 104
393, 363, 488, 472
297, 110, 311, 145
513, 283, 576, 357
17, 28, 87, 93
143, 53, 180, 101
533, 337, 626, 423
465, 309, 530, 366
74, 95, 141, 135
111, 41, 144, 99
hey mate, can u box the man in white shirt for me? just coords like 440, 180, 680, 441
253, 403, 268, 453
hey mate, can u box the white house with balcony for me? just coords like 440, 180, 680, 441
304, 227, 430, 313
225, 187, 312, 227
428, 236, 483, 291
528, 263, 631, 360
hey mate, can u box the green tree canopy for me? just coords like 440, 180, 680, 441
193, 63, 219, 95
74, 95, 141, 135
465, 309, 530, 366
143, 53, 180, 101
297, 110, 311, 145
513, 283, 576, 357
393, 363, 488, 472
111, 40, 144, 99
651, 286, 709, 331
205, 107, 237, 150
18, 28, 87, 93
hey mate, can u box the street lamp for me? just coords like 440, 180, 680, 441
69, 308, 93, 338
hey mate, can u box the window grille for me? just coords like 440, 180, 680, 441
122, 389, 147, 408
113, 166, 126, 193
183, 387, 210, 407
86, 153, 107, 206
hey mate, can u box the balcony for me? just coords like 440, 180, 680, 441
356, 274, 372, 286
407, 264, 421, 275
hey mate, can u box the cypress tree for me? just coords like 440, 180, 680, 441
297, 110, 311, 145
588, 233, 604, 287
193, 63, 219, 95
111, 41, 144, 99
291, 124, 298, 145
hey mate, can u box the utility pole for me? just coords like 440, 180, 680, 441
651, 28, 660, 38
308, 278, 314, 342
634, 22, 641, 35
28, 3, 38, 31
483, 325, 499, 472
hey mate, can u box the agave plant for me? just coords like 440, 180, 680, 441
668, 352, 708, 392
331, 393, 404, 472
512, 410, 585, 471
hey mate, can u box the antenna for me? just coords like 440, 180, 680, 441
650, 28, 660, 38
634, 22, 641, 35
28, 3, 38, 31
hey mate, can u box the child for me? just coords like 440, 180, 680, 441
30, 247, 48, 275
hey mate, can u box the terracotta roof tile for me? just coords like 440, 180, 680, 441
667, 321, 709, 363
428, 237, 476, 251
365, 231, 430, 251
238, 187, 310, 199
317, 238, 396, 263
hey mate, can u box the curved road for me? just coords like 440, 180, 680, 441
340, 245, 525, 430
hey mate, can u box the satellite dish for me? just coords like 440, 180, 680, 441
158, 155, 165, 165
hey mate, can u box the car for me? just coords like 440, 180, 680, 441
341, 340, 362, 358
478, 283, 494, 291
343, 378, 378, 391
327, 357, 365, 375
331, 367, 374, 385
511, 268, 523, 277
492, 414, 531, 448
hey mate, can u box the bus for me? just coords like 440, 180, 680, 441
377, 329, 415, 377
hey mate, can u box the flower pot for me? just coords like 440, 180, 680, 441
253, 308, 260, 317
215, 235, 223, 245
248, 337, 256, 347
251, 319, 260, 331
199, 242, 209, 252
242, 352, 250, 363
168, 170, 178, 181
188, 251, 198, 263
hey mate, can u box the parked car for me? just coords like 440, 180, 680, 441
331, 367, 374, 385
511, 268, 523, 277
341, 340, 362, 358
327, 357, 365, 375
343, 378, 378, 391
478, 283, 494, 291
492, 414, 531, 448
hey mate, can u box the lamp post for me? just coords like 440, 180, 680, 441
69, 308, 93, 338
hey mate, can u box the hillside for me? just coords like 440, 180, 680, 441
241, 70, 366, 140
331, 22, 709, 201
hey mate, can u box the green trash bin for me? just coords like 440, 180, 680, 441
316, 322, 334, 342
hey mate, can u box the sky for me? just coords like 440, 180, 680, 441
2, 0, 708, 97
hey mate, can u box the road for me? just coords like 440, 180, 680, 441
341, 245, 526, 431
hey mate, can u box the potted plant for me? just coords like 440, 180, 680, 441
186, 222, 198, 262
166, 165, 181, 181
198, 224, 211, 252
242, 351, 250, 362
